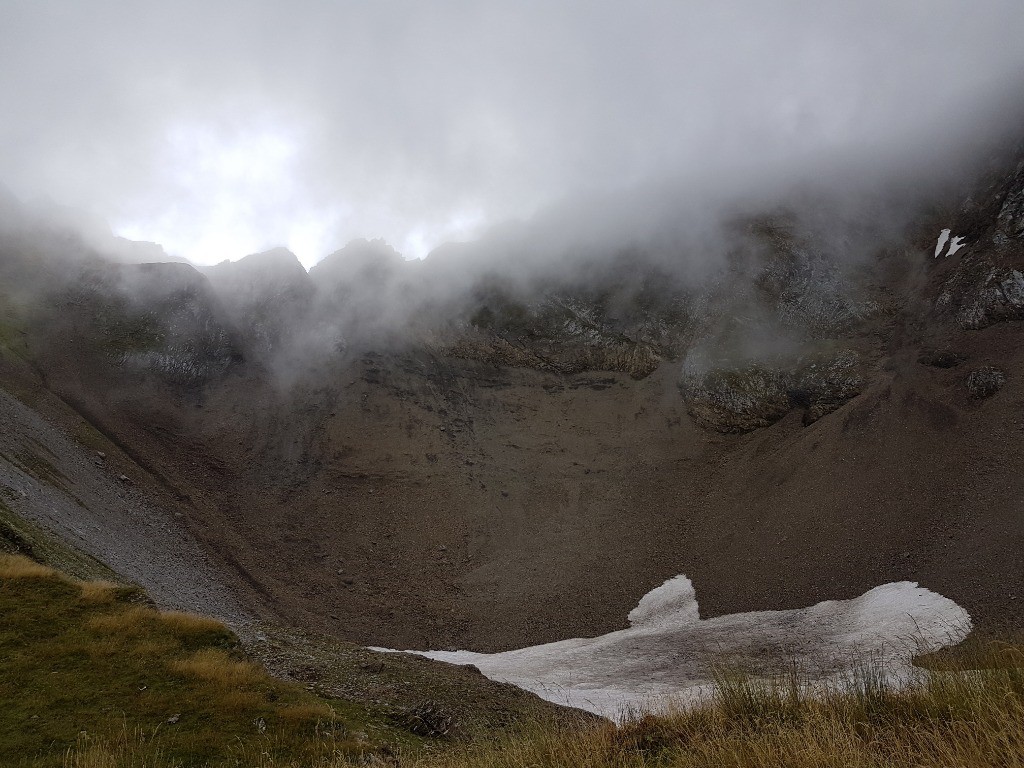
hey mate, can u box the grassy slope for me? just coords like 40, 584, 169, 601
0, 554, 423, 767
57, 628, 1024, 768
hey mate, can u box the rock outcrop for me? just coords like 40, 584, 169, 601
966, 366, 1006, 398
935, 151, 1024, 329
680, 348, 863, 432
67, 262, 241, 387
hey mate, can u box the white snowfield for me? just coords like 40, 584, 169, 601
374, 576, 972, 720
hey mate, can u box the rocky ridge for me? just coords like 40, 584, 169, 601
1, 142, 1023, 654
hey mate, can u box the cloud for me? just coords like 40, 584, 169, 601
1, 1, 1023, 265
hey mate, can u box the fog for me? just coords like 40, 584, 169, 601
3, 1, 1024, 267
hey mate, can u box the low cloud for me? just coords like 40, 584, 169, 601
1, 1, 1023, 266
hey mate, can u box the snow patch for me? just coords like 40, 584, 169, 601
373, 577, 971, 720
935, 228, 967, 258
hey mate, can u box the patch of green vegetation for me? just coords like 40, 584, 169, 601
69, 418, 118, 457
0, 295, 30, 361
90, 296, 167, 358
0, 554, 419, 767
9, 448, 68, 490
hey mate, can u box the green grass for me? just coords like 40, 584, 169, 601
0, 554, 421, 767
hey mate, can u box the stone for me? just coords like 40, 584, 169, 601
966, 366, 1006, 399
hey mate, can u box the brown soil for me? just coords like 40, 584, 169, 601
1, 163, 1023, 658
13, 269, 1024, 654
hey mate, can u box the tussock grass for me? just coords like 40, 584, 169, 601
0, 552, 52, 578
78, 581, 121, 604
402, 651, 1024, 768
168, 648, 267, 688
917, 628, 1024, 671
86, 605, 162, 634
0, 553, 410, 766
157, 611, 228, 637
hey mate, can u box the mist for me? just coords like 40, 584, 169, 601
3, 1, 1024, 268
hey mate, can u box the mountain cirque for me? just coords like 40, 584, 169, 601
1, 150, 1023, 656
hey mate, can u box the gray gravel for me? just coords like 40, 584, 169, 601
0, 387, 252, 629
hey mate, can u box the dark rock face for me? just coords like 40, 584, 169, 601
680, 348, 863, 433
994, 162, 1024, 245
680, 364, 791, 432
63, 263, 242, 387
935, 152, 1024, 330
752, 226, 876, 338
966, 366, 1006, 398
444, 328, 663, 379
936, 262, 1024, 329
444, 289, 682, 379
792, 350, 865, 423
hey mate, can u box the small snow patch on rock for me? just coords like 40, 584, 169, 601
934, 229, 967, 258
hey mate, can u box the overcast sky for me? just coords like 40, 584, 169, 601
2, 1, 1024, 266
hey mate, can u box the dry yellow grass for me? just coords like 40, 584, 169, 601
158, 609, 227, 636
85, 605, 156, 635
78, 580, 120, 603
168, 647, 267, 688
0, 551, 55, 578
4, 554, 381, 766
396, 650, 1024, 768
212, 688, 266, 713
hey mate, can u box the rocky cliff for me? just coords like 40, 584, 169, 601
1, 144, 1023, 652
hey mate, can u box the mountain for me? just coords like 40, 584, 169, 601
1, 144, 1023, 657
